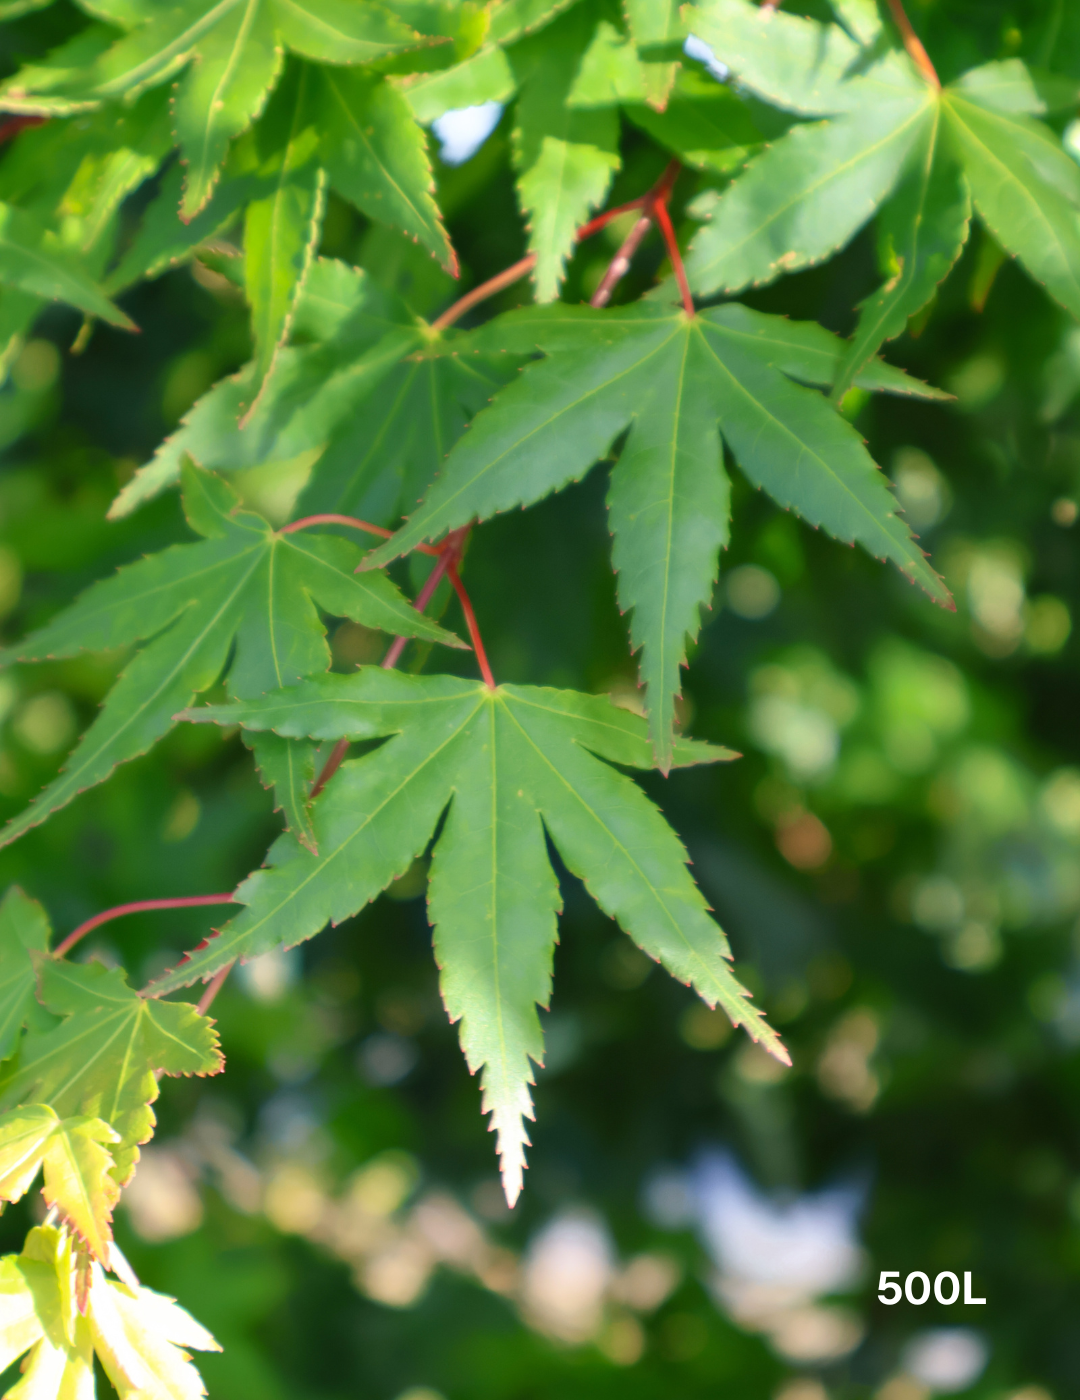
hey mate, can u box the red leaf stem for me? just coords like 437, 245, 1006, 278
588, 162, 682, 309
590, 211, 654, 308
54, 894, 237, 960
430, 191, 662, 332
279, 514, 442, 556
885, 0, 940, 87
309, 528, 471, 801
653, 196, 695, 317
447, 560, 495, 689
196, 961, 235, 1015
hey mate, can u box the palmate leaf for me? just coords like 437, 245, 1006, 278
0, 1227, 219, 1400
152, 668, 783, 1203
684, 0, 1080, 342
108, 258, 518, 523
0, 957, 223, 1185
362, 301, 950, 768
0, 460, 462, 849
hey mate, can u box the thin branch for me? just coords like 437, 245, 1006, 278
196, 961, 234, 1016
379, 528, 464, 671
431, 256, 536, 332
885, 0, 940, 87
590, 211, 655, 308
653, 196, 695, 317
589, 161, 682, 309
309, 528, 470, 801
431, 197, 651, 332
279, 514, 442, 556
447, 561, 495, 689
54, 894, 237, 960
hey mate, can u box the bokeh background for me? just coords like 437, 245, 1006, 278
2, 2, 1080, 1397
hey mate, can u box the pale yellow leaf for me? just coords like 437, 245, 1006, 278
89, 1264, 220, 1400
0, 1255, 43, 1374
5, 1313, 94, 1400
0, 1104, 60, 1203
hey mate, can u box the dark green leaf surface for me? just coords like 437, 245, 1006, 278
153, 667, 777, 1201
109, 258, 517, 522
832, 112, 971, 401
941, 92, 1080, 319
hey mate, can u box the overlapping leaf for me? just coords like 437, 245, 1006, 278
151, 667, 784, 1202
362, 301, 950, 767
0, 956, 222, 1185
0, 1226, 219, 1400
108, 258, 519, 524
684, 0, 1080, 371
0, 0, 445, 217
0, 459, 462, 849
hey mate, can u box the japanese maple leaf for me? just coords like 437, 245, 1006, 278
151, 667, 788, 1204
362, 301, 950, 768
0, 460, 462, 850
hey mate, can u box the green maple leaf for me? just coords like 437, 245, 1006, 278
1, 0, 445, 220
0, 90, 174, 365
150, 667, 785, 1203
684, 0, 1080, 373
0, 459, 463, 849
0, 957, 223, 1185
362, 300, 950, 768
622, 68, 763, 175
109, 258, 519, 524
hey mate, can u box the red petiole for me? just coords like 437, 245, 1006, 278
55, 894, 237, 961
280, 514, 441, 556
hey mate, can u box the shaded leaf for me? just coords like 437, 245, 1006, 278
0, 461, 462, 848
0, 202, 136, 330
318, 67, 456, 272
510, 5, 620, 300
